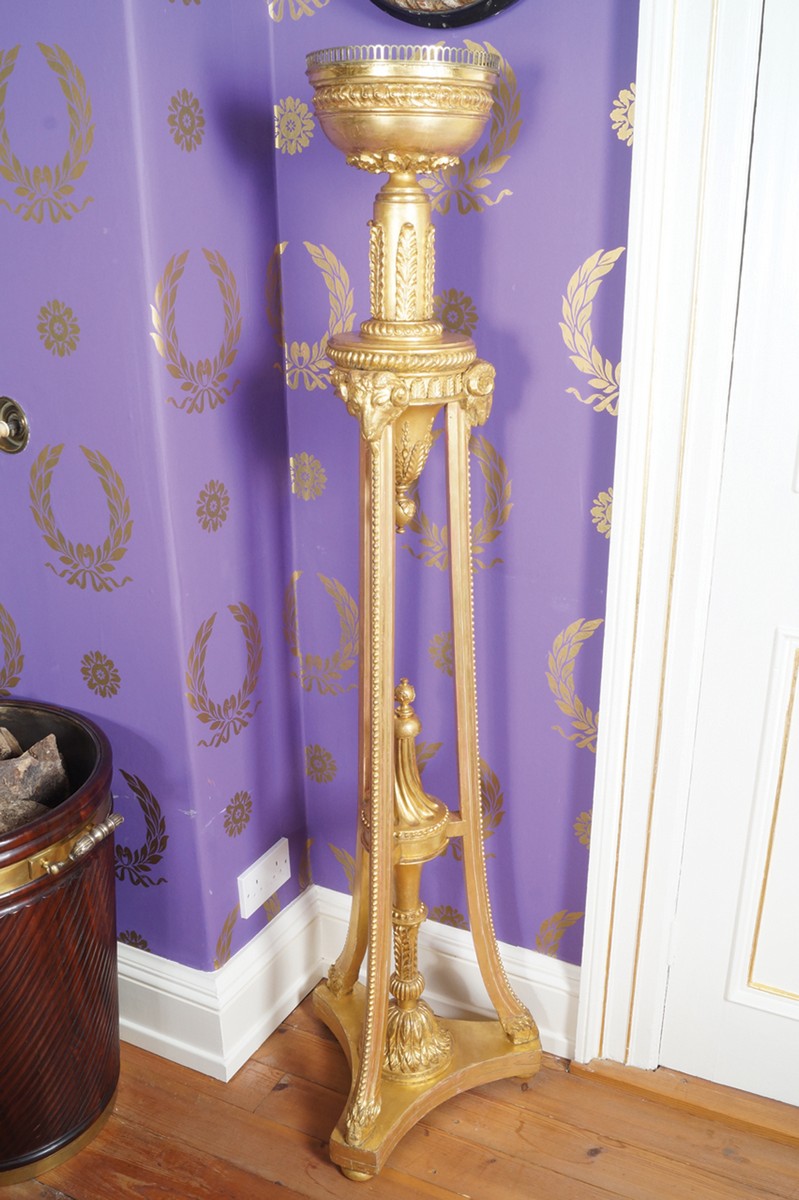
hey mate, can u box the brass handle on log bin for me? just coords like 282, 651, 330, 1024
0, 397, 30, 454
44, 812, 124, 876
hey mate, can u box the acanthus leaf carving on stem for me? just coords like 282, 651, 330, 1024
424, 225, 436, 319
368, 220, 385, 318
395, 223, 418, 322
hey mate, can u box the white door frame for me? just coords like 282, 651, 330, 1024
575, 0, 765, 1068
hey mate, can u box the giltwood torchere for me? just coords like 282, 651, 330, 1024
305, 44, 541, 1181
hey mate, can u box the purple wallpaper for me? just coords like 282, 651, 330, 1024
0, 0, 637, 971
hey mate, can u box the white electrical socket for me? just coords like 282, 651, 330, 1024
237, 837, 290, 919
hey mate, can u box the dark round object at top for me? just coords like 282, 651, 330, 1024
368, 0, 521, 30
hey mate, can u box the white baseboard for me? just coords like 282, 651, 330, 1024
118, 887, 323, 1081
118, 884, 581, 1081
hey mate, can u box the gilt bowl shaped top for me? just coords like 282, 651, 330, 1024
306, 44, 499, 172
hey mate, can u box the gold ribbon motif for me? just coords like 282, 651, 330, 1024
150, 249, 242, 414
546, 618, 602, 752
421, 40, 520, 215
283, 571, 358, 694
186, 603, 263, 747
0, 42, 94, 223
267, 0, 330, 21
29, 444, 133, 592
560, 248, 625, 415
0, 604, 23, 696
429, 905, 468, 929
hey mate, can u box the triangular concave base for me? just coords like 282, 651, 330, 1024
313, 979, 542, 1181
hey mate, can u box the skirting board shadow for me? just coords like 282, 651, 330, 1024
118, 885, 580, 1082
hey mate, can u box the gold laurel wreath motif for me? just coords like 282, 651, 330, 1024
214, 907, 239, 968
267, 0, 330, 22
449, 757, 504, 861
611, 83, 635, 147
283, 571, 359, 694
546, 618, 602, 752
281, 242, 355, 391
415, 740, 442, 775
415, 742, 502, 860
299, 837, 314, 890
213, 895, 279, 966
421, 40, 520, 215
329, 843, 356, 894
265, 241, 287, 370
150, 248, 242, 414
0, 43, 94, 223
114, 770, 168, 889
560, 247, 625, 414
29, 444, 133, 592
573, 809, 592, 849
535, 909, 584, 958
0, 603, 23, 695
186, 603, 263, 747
405, 432, 512, 571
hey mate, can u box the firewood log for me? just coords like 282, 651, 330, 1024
0, 727, 22, 761
0, 734, 70, 831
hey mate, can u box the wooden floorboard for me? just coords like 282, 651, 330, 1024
6, 995, 798, 1200
570, 1058, 799, 1149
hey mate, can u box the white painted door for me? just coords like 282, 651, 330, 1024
658, 0, 799, 1106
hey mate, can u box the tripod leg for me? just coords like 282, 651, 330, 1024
343, 426, 396, 1145
327, 439, 372, 997
445, 403, 539, 1046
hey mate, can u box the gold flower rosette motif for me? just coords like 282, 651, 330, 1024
305, 44, 541, 1182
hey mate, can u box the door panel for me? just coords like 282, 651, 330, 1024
659, 0, 799, 1105
736, 634, 799, 1005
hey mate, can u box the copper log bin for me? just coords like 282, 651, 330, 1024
0, 699, 121, 1185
